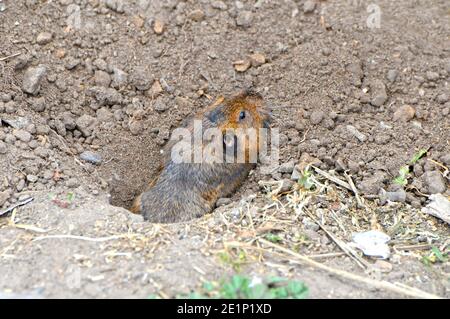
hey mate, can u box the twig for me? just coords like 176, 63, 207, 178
393, 244, 432, 251
8, 207, 48, 233
306, 252, 346, 259
0, 52, 21, 62
33, 234, 126, 242
344, 171, 364, 207
0, 197, 34, 217
312, 166, 352, 191
258, 238, 443, 299
305, 209, 369, 269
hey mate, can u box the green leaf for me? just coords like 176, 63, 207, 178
393, 176, 407, 186
431, 246, 447, 262
265, 233, 282, 243
248, 284, 267, 299
398, 165, 409, 177
410, 149, 427, 164
203, 281, 215, 292
287, 281, 309, 299
67, 192, 74, 202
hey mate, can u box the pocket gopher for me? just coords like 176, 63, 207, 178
130, 90, 270, 223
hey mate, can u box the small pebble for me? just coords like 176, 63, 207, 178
393, 105, 415, 122
236, 10, 253, 27
22, 65, 47, 95
303, 0, 316, 13
80, 151, 102, 165
36, 32, 52, 45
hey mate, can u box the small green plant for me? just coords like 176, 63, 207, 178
183, 275, 308, 299
393, 165, 410, 186
393, 148, 428, 186
421, 246, 448, 266
67, 192, 75, 202
298, 167, 315, 190
410, 149, 428, 164
265, 232, 282, 243
218, 249, 247, 272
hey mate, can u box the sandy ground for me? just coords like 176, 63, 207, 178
0, 0, 449, 298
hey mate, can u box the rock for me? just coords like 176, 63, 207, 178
35, 125, 50, 135
280, 179, 295, 192
0, 141, 6, 154
379, 188, 406, 205
94, 70, 111, 87
358, 172, 387, 195
34, 147, 49, 158
159, 78, 174, 93
111, 67, 128, 89
154, 99, 170, 112
303, 217, 319, 232
347, 61, 363, 87
303, 0, 316, 13
0, 93, 12, 102
22, 65, 47, 95
16, 179, 26, 192
436, 93, 448, 104
370, 80, 388, 107
278, 161, 295, 174
87, 87, 122, 106
66, 178, 79, 188
3, 101, 15, 114
96, 108, 113, 122
129, 121, 143, 135
130, 68, 152, 91
65, 57, 80, 70
26, 175, 38, 183
393, 105, 415, 122
386, 69, 398, 83
36, 32, 52, 45
310, 110, 324, 125
61, 112, 76, 130
216, 198, 231, 207
153, 19, 164, 35
423, 171, 446, 194
93, 58, 108, 71
4, 134, 16, 144
291, 168, 301, 181
105, 0, 125, 13
13, 129, 32, 143
440, 153, 450, 166
80, 151, 102, 165
2, 116, 31, 129
0, 191, 10, 207
131, 15, 145, 28
188, 9, 205, 21
249, 53, 266, 67
149, 81, 163, 97
236, 10, 253, 27
211, 1, 227, 10
76, 115, 97, 137
233, 60, 251, 72
55, 48, 66, 59
426, 71, 439, 81
346, 125, 366, 142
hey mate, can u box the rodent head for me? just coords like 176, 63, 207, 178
205, 90, 270, 130
204, 90, 271, 163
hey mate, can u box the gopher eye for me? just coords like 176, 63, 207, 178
239, 110, 246, 121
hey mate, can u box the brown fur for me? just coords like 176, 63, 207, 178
130, 91, 270, 223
